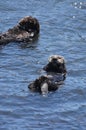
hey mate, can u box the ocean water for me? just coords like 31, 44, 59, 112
0, 0, 86, 130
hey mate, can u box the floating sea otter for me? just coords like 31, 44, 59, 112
28, 55, 67, 95
0, 16, 40, 45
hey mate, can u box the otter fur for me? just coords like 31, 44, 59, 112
0, 16, 40, 45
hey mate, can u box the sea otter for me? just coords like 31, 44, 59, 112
0, 16, 40, 45
28, 55, 67, 95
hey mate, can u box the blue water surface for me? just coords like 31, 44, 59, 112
0, 0, 86, 130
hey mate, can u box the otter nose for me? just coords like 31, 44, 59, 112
52, 58, 58, 63
52, 58, 57, 62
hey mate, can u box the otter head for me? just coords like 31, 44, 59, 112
49, 55, 65, 64
18, 16, 40, 34
44, 55, 66, 74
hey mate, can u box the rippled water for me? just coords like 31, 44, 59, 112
0, 0, 86, 130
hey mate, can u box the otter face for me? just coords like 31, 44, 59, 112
19, 16, 40, 33
43, 55, 66, 73
49, 55, 65, 64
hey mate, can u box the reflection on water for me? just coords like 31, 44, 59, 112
0, 0, 86, 130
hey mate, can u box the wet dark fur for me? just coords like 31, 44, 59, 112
0, 16, 40, 45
